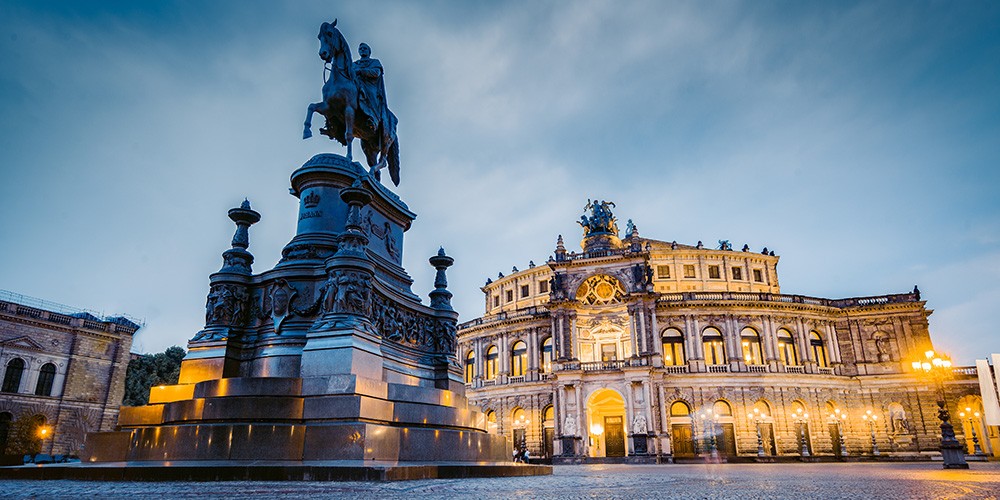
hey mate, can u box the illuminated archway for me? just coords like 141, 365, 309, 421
586, 388, 627, 458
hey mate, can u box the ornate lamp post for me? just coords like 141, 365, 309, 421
958, 408, 985, 456
831, 408, 848, 458
791, 407, 810, 457
911, 349, 969, 469
861, 410, 880, 457
697, 408, 718, 460
38, 425, 53, 458
747, 408, 768, 457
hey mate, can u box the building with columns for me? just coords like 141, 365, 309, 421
0, 291, 140, 457
457, 201, 992, 462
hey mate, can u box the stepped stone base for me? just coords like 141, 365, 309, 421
86, 376, 512, 465
0, 461, 552, 482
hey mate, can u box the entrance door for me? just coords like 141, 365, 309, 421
829, 423, 842, 456
719, 423, 737, 457
604, 416, 625, 457
671, 424, 695, 456
543, 427, 554, 458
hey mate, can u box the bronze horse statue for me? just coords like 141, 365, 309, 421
303, 20, 400, 186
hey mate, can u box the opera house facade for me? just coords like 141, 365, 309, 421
456, 201, 992, 461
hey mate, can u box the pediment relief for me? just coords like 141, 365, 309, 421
0, 336, 45, 351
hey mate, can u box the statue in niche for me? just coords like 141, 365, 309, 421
632, 413, 647, 435
874, 333, 891, 362
269, 279, 298, 335
563, 414, 577, 436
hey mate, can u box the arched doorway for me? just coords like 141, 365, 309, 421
956, 395, 991, 456
586, 388, 627, 457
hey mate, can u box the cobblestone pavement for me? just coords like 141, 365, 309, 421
2, 462, 999, 499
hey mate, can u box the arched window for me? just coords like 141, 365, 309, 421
486, 410, 498, 434
702, 327, 726, 365
741, 327, 763, 365
540, 337, 553, 373
810, 332, 829, 368
670, 401, 691, 417
2, 358, 25, 393
511, 341, 527, 377
777, 329, 798, 366
0, 412, 11, 455
753, 400, 771, 417
485, 345, 499, 380
35, 363, 56, 397
464, 351, 476, 384
713, 400, 733, 416
512, 407, 527, 428
661, 328, 685, 367
543, 405, 555, 423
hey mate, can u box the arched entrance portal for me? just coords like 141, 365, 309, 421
587, 388, 627, 458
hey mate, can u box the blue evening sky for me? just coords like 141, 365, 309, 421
1, 1, 998, 363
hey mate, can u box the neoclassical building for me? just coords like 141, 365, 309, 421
0, 291, 140, 457
457, 201, 993, 461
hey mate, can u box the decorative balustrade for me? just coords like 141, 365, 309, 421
784, 365, 805, 374
458, 305, 548, 329
482, 379, 497, 387
664, 365, 689, 374
655, 291, 920, 309
747, 365, 768, 373
507, 375, 525, 384
817, 367, 835, 375
952, 366, 978, 376
581, 360, 625, 372
707, 365, 729, 373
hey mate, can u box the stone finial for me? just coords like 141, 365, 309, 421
555, 235, 567, 262
429, 247, 455, 311
220, 198, 261, 274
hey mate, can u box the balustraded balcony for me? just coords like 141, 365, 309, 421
507, 375, 525, 384
664, 365, 689, 374
784, 365, 805, 374
707, 365, 729, 373
747, 364, 768, 373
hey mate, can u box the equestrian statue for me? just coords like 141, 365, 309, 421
304, 20, 401, 186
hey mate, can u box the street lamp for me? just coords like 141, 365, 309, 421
697, 408, 718, 460
790, 407, 810, 457
861, 410, 880, 456
831, 408, 848, 458
958, 408, 985, 456
590, 422, 604, 457
747, 408, 768, 457
911, 349, 969, 469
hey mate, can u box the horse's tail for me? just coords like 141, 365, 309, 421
388, 138, 400, 187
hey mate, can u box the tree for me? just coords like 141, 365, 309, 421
5, 414, 44, 456
122, 346, 185, 406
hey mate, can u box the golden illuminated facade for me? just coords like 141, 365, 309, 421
457, 204, 996, 462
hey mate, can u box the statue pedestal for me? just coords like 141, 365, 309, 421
81, 154, 536, 478
632, 434, 649, 455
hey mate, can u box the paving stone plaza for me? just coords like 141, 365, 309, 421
3, 463, 999, 499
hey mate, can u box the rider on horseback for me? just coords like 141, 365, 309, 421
353, 43, 389, 137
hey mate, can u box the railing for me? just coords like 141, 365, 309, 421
784, 365, 805, 374
507, 375, 525, 384
817, 367, 835, 375
656, 291, 920, 309
0, 289, 144, 328
581, 360, 625, 372
458, 305, 548, 329
952, 366, 978, 376
664, 365, 689, 374
707, 365, 729, 373
747, 365, 768, 373
482, 379, 497, 387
